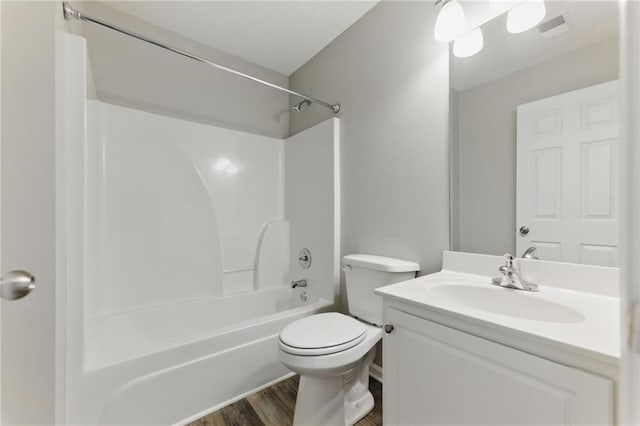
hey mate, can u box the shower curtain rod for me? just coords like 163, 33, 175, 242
62, 2, 341, 114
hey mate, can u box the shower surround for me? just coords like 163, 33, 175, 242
59, 34, 339, 424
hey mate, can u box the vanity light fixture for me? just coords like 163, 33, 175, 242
453, 27, 483, 58
506, 0, 546, 34
434, 0, 466, 42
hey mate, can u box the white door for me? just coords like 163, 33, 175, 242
620, 1, 640, 423
516, 80, 620, 266
1, 2, 59, 424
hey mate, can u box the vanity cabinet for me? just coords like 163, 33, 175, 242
383, 308, 614, 425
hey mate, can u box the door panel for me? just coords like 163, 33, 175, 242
1, 2, 59, 424
620, 1, 640, 422
517, 80, 620, 266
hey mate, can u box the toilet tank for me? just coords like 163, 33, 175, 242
343, 254, 420, 326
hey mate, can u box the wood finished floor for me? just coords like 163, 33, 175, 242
187, 375, 382, 426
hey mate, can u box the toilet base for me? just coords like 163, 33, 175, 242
292, 347, 376, 426
344, 388, 374, 426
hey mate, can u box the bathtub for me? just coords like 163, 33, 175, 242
66, 287, 332, 425
60, 35, 339, 424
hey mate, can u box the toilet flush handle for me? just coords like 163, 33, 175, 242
384, 324, 394, 334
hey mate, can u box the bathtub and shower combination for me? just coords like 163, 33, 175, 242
58, 34, 340, 424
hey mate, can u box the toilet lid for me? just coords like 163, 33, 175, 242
279, 312, 366, 356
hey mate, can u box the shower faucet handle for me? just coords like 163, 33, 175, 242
298, 248, 312, 269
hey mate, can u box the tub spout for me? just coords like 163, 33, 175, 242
291, 279, 307, 288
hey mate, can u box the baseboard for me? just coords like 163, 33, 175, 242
370, 362, 383, 383
176, 372, 296, 425
180, 363, 382, 425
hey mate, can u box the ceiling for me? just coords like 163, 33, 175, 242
104, 1, 378, 76
451, 1, 619, 91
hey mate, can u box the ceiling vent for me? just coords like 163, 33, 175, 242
537, 14, 571, 40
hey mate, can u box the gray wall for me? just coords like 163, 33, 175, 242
1, 2, 64, 424
452, 36, 619, 256
289, 1, 450, 281
68, 1, 290, 138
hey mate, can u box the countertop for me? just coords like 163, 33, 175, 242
375, 270, 620, 365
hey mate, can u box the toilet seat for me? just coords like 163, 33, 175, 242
279, 322, 383, 376
279, 312, 367, 356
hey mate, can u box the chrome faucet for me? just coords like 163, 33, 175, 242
291, 279, 308, 288
521, 246, 539, 260
493, 254, 539, 292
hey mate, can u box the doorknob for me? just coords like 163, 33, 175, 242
0, 270, 35, 301
519, 226, 530, 236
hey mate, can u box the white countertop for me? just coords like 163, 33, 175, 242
375, 270, 620, 365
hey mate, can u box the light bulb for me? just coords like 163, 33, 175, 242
453, 27, 483, 58
434, 0, 466, 42
506, 0, 546, 34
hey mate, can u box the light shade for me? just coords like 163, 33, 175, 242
434, 0, 466, 42
453, 27, 484, 58
506, 0, 546, 34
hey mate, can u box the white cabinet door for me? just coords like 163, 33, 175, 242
516, 80, 619, 266
383, 308, 613, 425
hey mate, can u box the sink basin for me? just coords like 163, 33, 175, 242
375, 263, 620, 361
429, 284, 585, 323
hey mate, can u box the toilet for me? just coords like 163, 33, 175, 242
278, 254, 420, 426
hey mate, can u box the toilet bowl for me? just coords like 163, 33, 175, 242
278, 254, 420, 426
279, 312, 382, 425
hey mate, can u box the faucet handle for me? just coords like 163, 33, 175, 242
521, 246, 539, 260
498, 254, 514, 274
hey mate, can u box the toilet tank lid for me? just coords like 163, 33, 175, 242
342, 254, 420, 273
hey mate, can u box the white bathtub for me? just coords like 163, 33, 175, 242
66, 287, 331, 425
86, 286, 305, 370
59, 36, 340, 424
